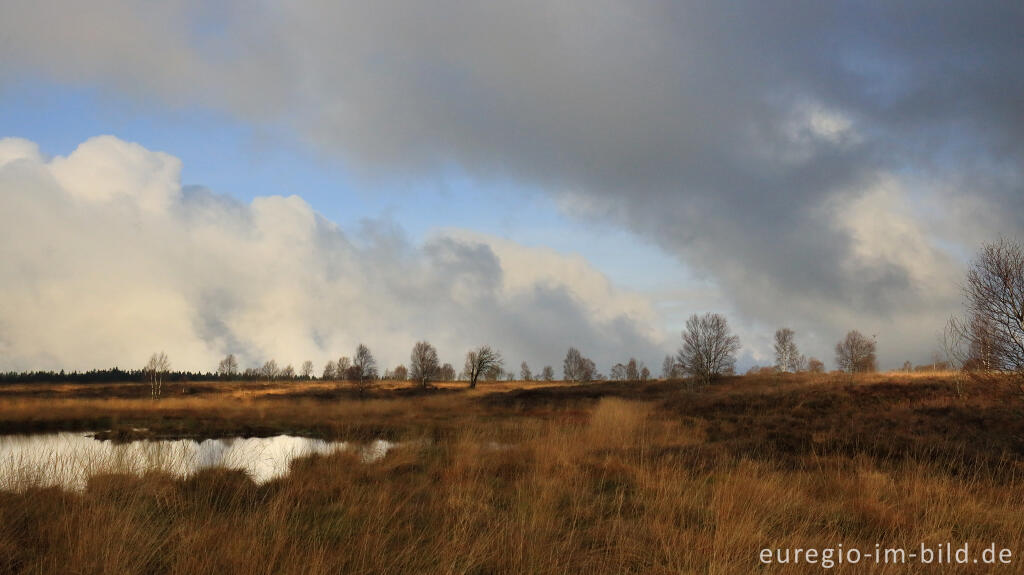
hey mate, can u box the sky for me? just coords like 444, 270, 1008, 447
0, 1, 1021, 374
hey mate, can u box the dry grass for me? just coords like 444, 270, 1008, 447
1, 373, 1023, 573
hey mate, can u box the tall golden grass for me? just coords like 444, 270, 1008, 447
1, 373, 1022, 574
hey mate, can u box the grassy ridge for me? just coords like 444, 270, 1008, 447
1, 373, 1023, 573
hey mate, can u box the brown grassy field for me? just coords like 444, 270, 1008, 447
1, 372, 1023, 574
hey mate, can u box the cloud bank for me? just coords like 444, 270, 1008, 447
2, 2, 1023, 366
0, 136, 664, 372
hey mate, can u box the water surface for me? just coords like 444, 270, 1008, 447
0, 433, 398, 491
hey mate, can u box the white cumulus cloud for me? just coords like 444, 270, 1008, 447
0, 135, 666, 373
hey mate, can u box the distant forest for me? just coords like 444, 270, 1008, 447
0, 368, 234, 384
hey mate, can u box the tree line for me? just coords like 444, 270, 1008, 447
0, 317, 899, 393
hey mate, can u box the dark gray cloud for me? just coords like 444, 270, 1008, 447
1, 1, 1022, 366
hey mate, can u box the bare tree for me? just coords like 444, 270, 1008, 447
520, 361, 532, 381
261, 359, 280, 380
463, 345, 503, 389
941, 317, 973, 396
966, 314, 999, 372
391, 364, 408, 381
625, 358, 642, 381
582, 360, 598, 382
322, 360, 337, 380
337, 357, 352, 380
610, 363, 627, 381
540, 365, 554, 382
484, 364, 503, 381
563, 347, 582, 381
352, 344, 377, 394
947, 239, 1024, 377
834, 330, 876, 373
145, 352, 170, 400
409, 341, 440, 389
610, 359, 644, 382
626, 359, 638, 381
438, 363, 455, 381
807, 357, 825, 374
281, 364, 295, 379
640, 366, 651, 382
301, 360, 314, 379
563, 347, 597, 383
217, 353, 239, 378
661, 355, 682, 379
677, 313, 741, 385
773, 328, 802, 373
